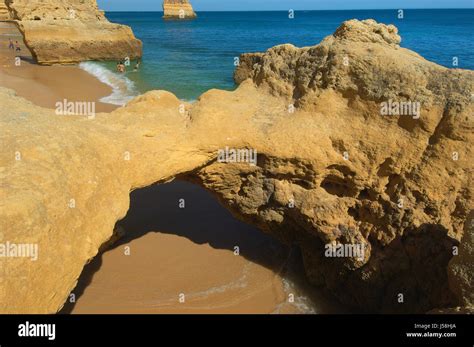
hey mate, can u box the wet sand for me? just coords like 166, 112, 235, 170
67, 232, 290, 314
0, 22, 118, 113
62, 181, 345, 314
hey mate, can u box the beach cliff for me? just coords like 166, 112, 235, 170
0, 1, 10, 20
0, 20, 472, 314
163, 0, 197, 19
3, 0, 142, 64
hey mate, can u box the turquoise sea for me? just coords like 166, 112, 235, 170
79, 9, 474, 104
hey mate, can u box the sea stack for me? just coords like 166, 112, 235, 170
163, 0, 197, 19
3, 0, 142, 65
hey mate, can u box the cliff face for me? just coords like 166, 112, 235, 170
0, 1, 11, 20
4, 0, 142, 64
230, 20, 473, 312
448, 211, 474, 308
0, 20, 472, 314
163, 0, 196, 19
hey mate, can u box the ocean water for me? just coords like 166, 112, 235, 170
81, 9, 474, 104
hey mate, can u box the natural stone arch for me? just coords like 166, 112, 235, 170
0, 19, 472, 314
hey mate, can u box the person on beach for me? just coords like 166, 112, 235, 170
15, 41, 21, 52
134, 59, 141, 71
8, 39, 14, 50
116, 61, 126, 73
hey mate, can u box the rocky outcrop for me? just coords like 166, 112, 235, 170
230, 20, 474, 313
163, 0, 196, 19
0, 20, 472, 314
0, 1, 11, 20
4, 0, 142, 64
447, 211, 474, 310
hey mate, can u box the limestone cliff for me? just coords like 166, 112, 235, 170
0, 1, 11, 20
0, 20, 472, 313
447, 211, 474, 308
4, 0, 142, 64
163, 0, 196, 19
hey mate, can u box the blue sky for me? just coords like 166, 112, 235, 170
97, 0, 474, 11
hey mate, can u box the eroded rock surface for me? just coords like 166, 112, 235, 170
0, 1, 10, 20
163, 0, 196, 19
447, 211, 474, 310
0, 20, 472, 313
4, 0, 142, 64
230, 19, 474, 312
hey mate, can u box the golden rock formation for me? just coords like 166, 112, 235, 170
4, 0, 142, 64
163, 0, 197, 19
0, 1, 11, 20
0, 20, 472, 313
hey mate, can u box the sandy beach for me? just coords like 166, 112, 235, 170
66, 232, 291, 314
0, 22, 118, 113
61, 181, 344, 314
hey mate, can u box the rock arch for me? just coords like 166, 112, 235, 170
0, 19, 472, 314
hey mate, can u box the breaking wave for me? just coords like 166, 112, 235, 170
79, 61, 138, 106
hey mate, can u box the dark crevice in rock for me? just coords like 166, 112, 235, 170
320, 174, 358, 197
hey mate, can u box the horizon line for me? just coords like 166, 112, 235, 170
102, 8, 474, 12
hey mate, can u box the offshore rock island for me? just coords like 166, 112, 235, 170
163, 0, 197, 19
1, 15, 472, 314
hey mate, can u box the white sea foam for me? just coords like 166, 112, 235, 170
281, 277, 317, 314
79, 61, 138, 106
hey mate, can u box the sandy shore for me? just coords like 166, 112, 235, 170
67, 232, 290, 314
61, 181, 345, 314
0, 22, 118, 113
